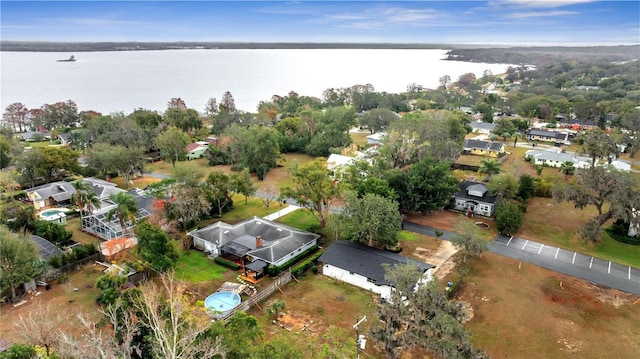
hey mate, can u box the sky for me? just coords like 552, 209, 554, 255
1, 1, 638, 45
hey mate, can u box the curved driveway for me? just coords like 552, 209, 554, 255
403, 221, 640, 295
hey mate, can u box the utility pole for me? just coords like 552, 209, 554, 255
353, 315, 367, 359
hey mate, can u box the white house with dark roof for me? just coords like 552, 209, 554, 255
525, 129, 569, 144
188, 216, 320, 267
366, 132, 385, 146
25, 181, 76, 210
453, 181, 499, 217
318, 240, 435, 300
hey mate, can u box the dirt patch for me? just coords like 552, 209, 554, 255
413, 247, 436, 261
434, 257, 459, 281
276, 311, 320, 333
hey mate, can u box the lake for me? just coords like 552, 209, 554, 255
1, 49, 511, 114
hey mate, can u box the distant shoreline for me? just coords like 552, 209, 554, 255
2, 42, 637, 66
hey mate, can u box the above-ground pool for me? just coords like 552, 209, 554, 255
204, 291, 241, 318
39, 208, 70, 224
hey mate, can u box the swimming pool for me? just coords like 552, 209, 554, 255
204, 291, 241, 318
39, 208, 70, 218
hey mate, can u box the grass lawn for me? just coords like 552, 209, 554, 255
174, 250, 227, 283
275, 209, 319, 231
350, 132, 370, 148
65, 217, 101, 246
197, 195, 286, 227
519, 198, 640, 267
459, 253, 640, 358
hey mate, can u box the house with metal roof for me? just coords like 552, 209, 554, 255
469, 121, 497, 134
366, 132, 385, 146
25, 181, 76, 210
453, 181, 499, 217
524, 149, 593, 169
188, 216, 320, 268
463, 139, 507, 158
318, 240, 435, 300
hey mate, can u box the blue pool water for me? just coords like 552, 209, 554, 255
39, 208, 69, 218
204, 292, 241, 315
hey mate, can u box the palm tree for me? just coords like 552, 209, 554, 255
479, 159, 501, 175
512, 131, 522, 148
106, 192, 138, 238
71, 180, 92, 216
560, 161, 575, 179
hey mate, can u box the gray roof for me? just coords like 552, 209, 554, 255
25, 181, 76, 202
30, 235, 63, 260
189, 216, 320, 265
455, 181, 499, 205
81, 177, 125, 200
470, 122, 496, 132
526, 129, 566, 139
318, 240, 434, 286
524, 149, 592, 165
463, 139, 504, 152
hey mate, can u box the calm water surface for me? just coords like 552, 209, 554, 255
1, 49, 511, 113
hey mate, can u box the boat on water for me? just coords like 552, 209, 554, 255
57, 55, 76, 62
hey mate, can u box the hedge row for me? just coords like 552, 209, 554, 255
267, 245, 319, 276
291, 251, 325, 277
49, 243, 98, 268
214, 256, 241, 270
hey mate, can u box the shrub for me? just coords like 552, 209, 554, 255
271, 245, 319, 276
605, 220, 640, 245
214, 256, 241, 270
49, 254, 62, 268
445, 276, 464, 299
291, 250, 324, 277
57, 274, 69, 284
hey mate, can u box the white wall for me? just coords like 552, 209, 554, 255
322, 264, 392, 300
271, 239, 317, 267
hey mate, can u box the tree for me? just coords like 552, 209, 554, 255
518, 175, 535, 200
439, 75, 451, 90
360, 108, 396, 134
39, 100, 79, 129
238, 126, 281, 180
451, 220, 489, 263
495, 200, 524, 235
338, 192, 402, 248
2, 102, 29, 132
164, 108, 202, 134
560, 161, 575, 178
134, 220, 178, 272
106, 192, 139, 237
71, 180, 101, 217
478, 158, 501, 175
553, 167, 639, 242
167, 183, 211, 230
266, 300, 286, 320
620, 110, 640, 158
205, 171, 233, 217
158, 126, 190, 168
0, 169, 20, 203
280, 158, 341, 228
0, 225, 42, 302
135, 272, 224, 359
204, 97, 219, 117
258, 184, 278, 208
0, 343, 37, 359
230, 168, 257, 203
13, 302, 63, 357
370, 263, 486, 359
486, 173, 519, 200
387, 156, 459, 213
578, 129, 619, 167
85, 144, 145, 189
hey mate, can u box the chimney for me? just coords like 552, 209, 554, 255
256, 235, 263, 249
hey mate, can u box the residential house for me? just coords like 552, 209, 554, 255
524, 149, 593, 169
318, 240, 435, 301
558, 118, 598, 131
188, 217, 320, 269
326, 148, 376, 179
469, 121, 497, 134
25, 181, 76, 210
525, 129, 569, 145
81, 188, 153, 240
16, 129, 50, 142
463, 139, 506, 158
186, 142, 209, 160
453, 181, 499, 217
366, 132, 385, 146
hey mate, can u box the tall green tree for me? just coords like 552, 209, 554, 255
553, 167, 639, 242
238, 126, 281, 180
37, 146, 80, 182
578, 129, 619, 166
360, 108, 397, 134
106, 192, 139, 237
478, 158, 501, 175
338, 192, 402, 249
560, 161, 575, 178
230, 168, 257, 204
387, 156, 459, 213
71, 180, 101, 217
158, 126, 190, 168
451, 220, 489, 263
0, 225, 43, 302
487, 173, 519, 200
205, 171, 233, 217
495, 200, 524, 235
370, 263, 487, 359
518, 174, 535, 200
134, 220, 178, 272
280, 158, 341, 228
85, 144, 145, 189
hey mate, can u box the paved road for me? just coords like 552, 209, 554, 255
403, 221, 640, 295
